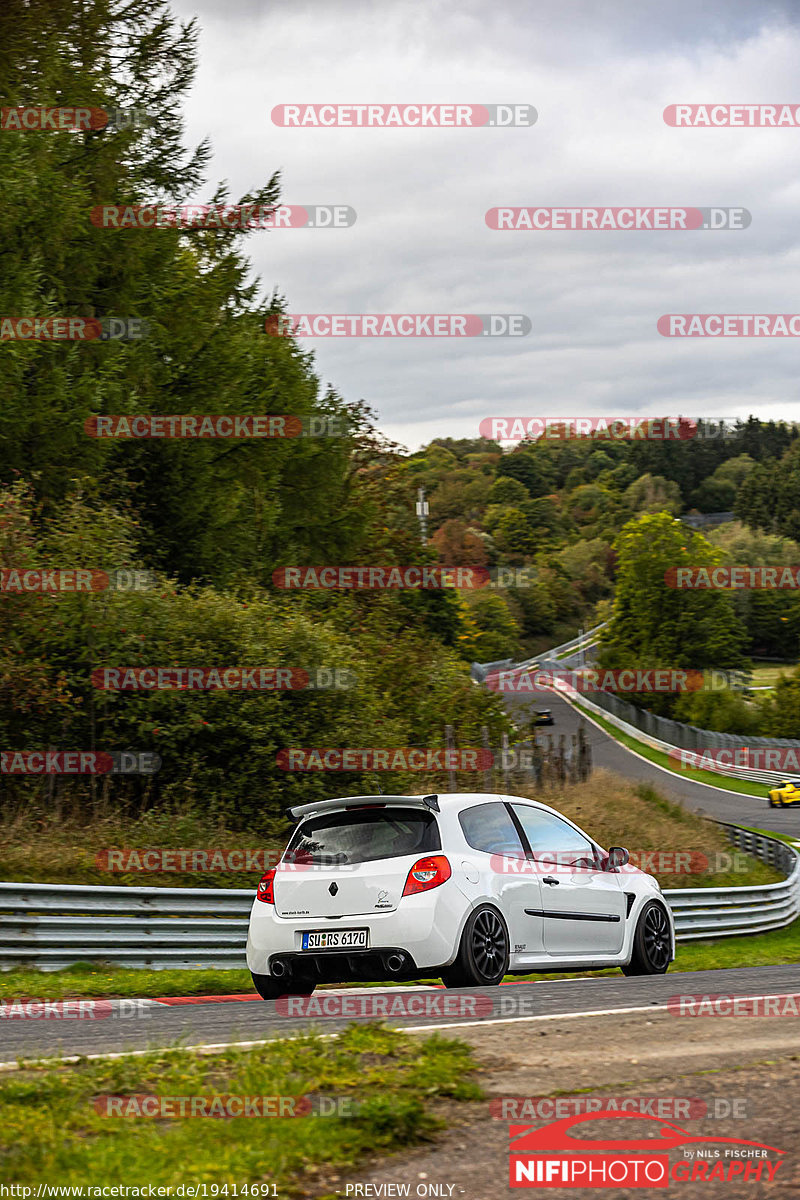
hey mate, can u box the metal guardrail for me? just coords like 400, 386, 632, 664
668, 825, 800, 941
0, 882, 252, 970
0, 822, 797, 969
470, 625, 607, 684
679, 511, 735, 529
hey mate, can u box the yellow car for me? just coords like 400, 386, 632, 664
768, 779, 800, 807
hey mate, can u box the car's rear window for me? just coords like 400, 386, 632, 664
285, 807, 441, 865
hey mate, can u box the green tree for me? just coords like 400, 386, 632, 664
600, 513, 748, 673
672, 689, 761, 736
457, 592, 521, 661
492, 509, 536, 558
487, 476, 530, 506
624, 474, 682, 517
0, 0, 370, 586
758, 672, 800, 739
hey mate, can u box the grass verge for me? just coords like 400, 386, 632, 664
749, 661, 799, 690
0, 1025, 481, 1189
3, 917, 800, 1001
0, 804, 284, 889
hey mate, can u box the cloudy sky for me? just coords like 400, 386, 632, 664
170, 0, 800, 450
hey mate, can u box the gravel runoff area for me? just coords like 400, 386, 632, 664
325, 999, 800, 1199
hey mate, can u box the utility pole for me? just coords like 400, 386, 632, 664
415, 487, 429, 545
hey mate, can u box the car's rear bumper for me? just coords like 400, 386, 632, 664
267, 946, 422, 983
246, 889, 463, 980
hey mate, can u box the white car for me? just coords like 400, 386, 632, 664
246, 792, 674, 998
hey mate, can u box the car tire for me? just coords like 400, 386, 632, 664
441, 905, 510, 988
621, 901, 671, 976
768, 798, 776, 807
250, 971, 317, 1000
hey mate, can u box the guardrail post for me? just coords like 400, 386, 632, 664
445, 724, 457, 793
481, 725, 492, 792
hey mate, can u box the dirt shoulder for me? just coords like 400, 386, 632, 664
316, 1010, 800, 1200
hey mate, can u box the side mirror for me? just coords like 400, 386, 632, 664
606, 846, 630, 870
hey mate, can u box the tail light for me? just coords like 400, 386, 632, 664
256, 868, 276, 903
402, 855, 451, 897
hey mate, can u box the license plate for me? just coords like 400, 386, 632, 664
301, 928, 368, 951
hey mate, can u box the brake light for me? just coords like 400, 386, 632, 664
402, 855, 451, 897
256, 868, 276, 903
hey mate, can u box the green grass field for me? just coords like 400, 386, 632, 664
748, 661, 799, 692
0, 1025, 481, 1189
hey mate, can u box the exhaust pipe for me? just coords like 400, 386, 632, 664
271, 958, 288, 978
386, 953, 404, 974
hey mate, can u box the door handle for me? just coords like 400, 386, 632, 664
542, 876, 559, 885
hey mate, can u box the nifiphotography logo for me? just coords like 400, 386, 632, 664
508, 1110, 784, 1188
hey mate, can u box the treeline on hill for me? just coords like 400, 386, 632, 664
0, 0, 509, 827
409, 429, 800, 738
2, 3, 799, 829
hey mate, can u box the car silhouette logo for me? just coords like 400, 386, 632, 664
329, 882, 338, 896
510, 1111, 784, 1154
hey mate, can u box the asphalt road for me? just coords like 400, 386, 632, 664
3, 964, 800, 1065
506, 686, 800, 837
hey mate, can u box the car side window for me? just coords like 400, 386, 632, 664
459, 802, 526, 858
510, 804, 597, 867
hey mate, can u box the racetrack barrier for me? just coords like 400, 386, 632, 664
0, 821, 797, 969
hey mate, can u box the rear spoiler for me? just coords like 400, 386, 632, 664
285, 794, 440, 822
